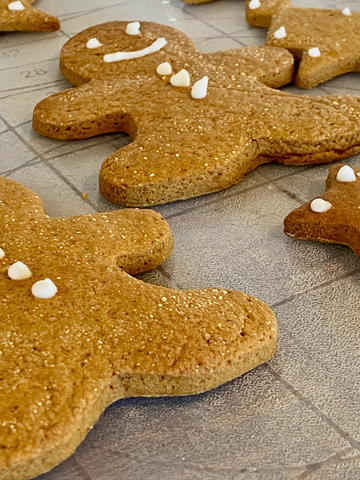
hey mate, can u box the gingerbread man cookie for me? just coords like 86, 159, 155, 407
284, 164, 360, 259
33, 21, 360, 206
265, 2, 360, 88
0, 175, 277, 480
0, 0, 59, 32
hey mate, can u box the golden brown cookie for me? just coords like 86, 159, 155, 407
266, 4, 360, 88
245, 0, 291, 28
0, 175, 277, 480
33, 21, 360, 207
0, 0, 60, 32
284, 164, 360, 258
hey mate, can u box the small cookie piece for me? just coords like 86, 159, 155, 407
181, 0, 290, 27
266, 4, 360, 88
246, 0, 291, 28
0, 0, 60, 31
33, 21, 360, 206
284, 164, 360, 258
0, 175, 277, 480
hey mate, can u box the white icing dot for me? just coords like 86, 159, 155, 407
8, 261, 32, 280
156, 62, 172, 75
8, 1, 25, 11
0, 248, 4, 259
310, 198, 332, 213
103, 38, 167, 63
342, 7, 351, 16
31, 278, 57, 299
126, 21, 141, 35
336, 165, 356, 182
308, 47, 321, 58
170, 69, 191, 87
249, 0, 261, 10
86, 38, 103, 49
274, 26, 286, 39
191, 76, 209, 99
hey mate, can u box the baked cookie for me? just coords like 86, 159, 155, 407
266, 3, 360, 88
33, 21, 360, 206
284, 164, 360, 258
0, 175, 277, 480
245, 0, 291, 28
0, 0, 60, 32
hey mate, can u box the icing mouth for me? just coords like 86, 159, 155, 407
103, 38, 167, 63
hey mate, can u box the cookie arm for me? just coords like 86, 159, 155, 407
57, 209, 174, 275
33, 80, 143, 141
208, 46, 294, 88
100, 128, 258, 206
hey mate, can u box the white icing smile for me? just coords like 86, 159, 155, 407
103, 38, 167, 63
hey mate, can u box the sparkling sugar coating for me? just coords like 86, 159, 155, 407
285, 164, 360, 259
0, 176, 277, 480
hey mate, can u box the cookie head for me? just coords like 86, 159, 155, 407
60, 21, 197, 85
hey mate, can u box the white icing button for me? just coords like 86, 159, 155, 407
274, 26, 286, 39
86, 38, 103, 49
191, 76, 209, 99
8, 261, 32, 280
126, 21, 141, 35
156, 62, 172, 75
8, 1, 25, 11
31, 278, 57, 299
336, 165, 356, 182
308, 47, 321, 58
0, 248, 4, 259
170, 69, 191, 87
342, 7, 351, 16
310, 198, 332, 213
249, 0, 261, 10
104, 38, 167, 63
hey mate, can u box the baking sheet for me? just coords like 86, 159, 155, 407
1, 0, 360, 478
